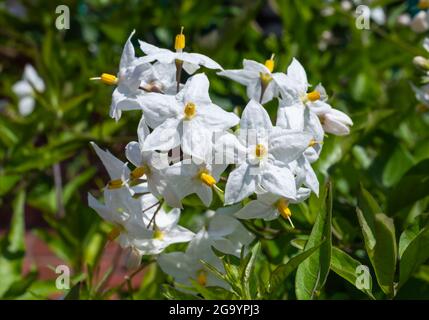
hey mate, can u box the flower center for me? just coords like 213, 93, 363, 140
255, 144, 267, 159
199, 171, 216, 187
184, 102, 196, 120
306, 90, 321, 102
107, 179, 123, 189
130, 165, 149, 180
174, 26, 185, 51
196, 269, 207, 286
260, 72, 272, 85
153, 229, 164, 240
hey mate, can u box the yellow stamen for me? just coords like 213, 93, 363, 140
306, 90, 321, 102
255, 144, 267, 158
277, 198, 294, 228
174, 26, 185, 50
260, 72, 272, 85
199, 172, 216, 187
89, 73, 118, 85
107, 179, 123, 189
130, 166, 146, 180
184, 102, 196, 119
264, 53, 275, 73
153, 229, 164, 240
419, 0, 429, 10
196, 269, 207, 286
308, 139, 323, 147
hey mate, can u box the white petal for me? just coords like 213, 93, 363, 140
217, 69, 253, 85
225, 163, 257, 204
179, 52, 222, 70
269, 130, 312, 164
196, 185, 213, 207
243, 59, 269, 74
18, 96, 35, 116
158, 252, 193, 281
23, 64, 45, 92
138, 93, 181, 128
182, 120, 211, 160
143, 118, 182, 151
125, 141, 142, 167
197, 103, 239, 130
179, 73, 211, 105
276, 104, 304, 130
286, 58, 308, 94
12, 80, 33, 97
120, 30, 136, 69
240, 99, 273, 131
260, 163, 297, 199
90, 142, 129, 179
234, 200, 274, 220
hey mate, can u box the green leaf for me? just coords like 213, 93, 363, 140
398, 226, 429, 289
0, 190, 26, 297
330, 247, 374, 299
387, 160, 429, 214
357, 185, 380, 250
357, 210, 397, 297
382, 144, 415, 188
295, 182, 332, 300
270, 241, 323, 294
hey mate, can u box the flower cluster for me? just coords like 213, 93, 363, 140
413, 38, 429, 113
88, 28, 352, 288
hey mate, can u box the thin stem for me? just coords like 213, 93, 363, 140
147, 199, 164, 229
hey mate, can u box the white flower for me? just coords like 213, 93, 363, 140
235, 190, 311, 225
224, 99, 312, 205
125, 116, 182, 207
140, 73, 239, 160
12, 64, 45, 116
277, 102, 324, 163
90, 141, 132, 190
123, 204, 195, 256
278, 58, 353, 136
218, 56, 285, 104
165, 155, 228, 207
207, 205, 255, 257
158, 229, 227, 289
411, 11, 429, 33
138, 29, 222, 75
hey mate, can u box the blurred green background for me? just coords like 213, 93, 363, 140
1, 0, 429, 300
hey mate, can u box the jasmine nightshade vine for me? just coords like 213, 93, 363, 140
88, 28, 353, 288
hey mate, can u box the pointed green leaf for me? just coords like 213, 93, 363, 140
295, 182, 332, 300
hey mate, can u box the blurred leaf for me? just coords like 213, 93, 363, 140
399, 225, 429, 289
387, 160, 429, 214
382, 144, 415, 188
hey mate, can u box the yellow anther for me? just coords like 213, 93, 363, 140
184, 102, 196, 119
153, 229, 164, 240
107, 179, 123, 189
419, 0, 429, 9
277, 198, 295, 228
306, 90, 321, 102
196, 269, 207, 286
199, 172, 216, 187
264, 53, 275, 73
100, 73, 118, 85
175, 26, 185, 50
255, 144, 267, 158
130, 166, 146, 180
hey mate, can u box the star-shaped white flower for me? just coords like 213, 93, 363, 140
125, 116, 182, 208
165, 157, 227, 207
277, 58, 353, 136
218, 56, 285, 104
123, 204, 195, 256
158, 229, 227, 289
224, 99, 312, 205
140, 73, 239, 160
12, 64, 45, 116
138, 38, 222, 75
